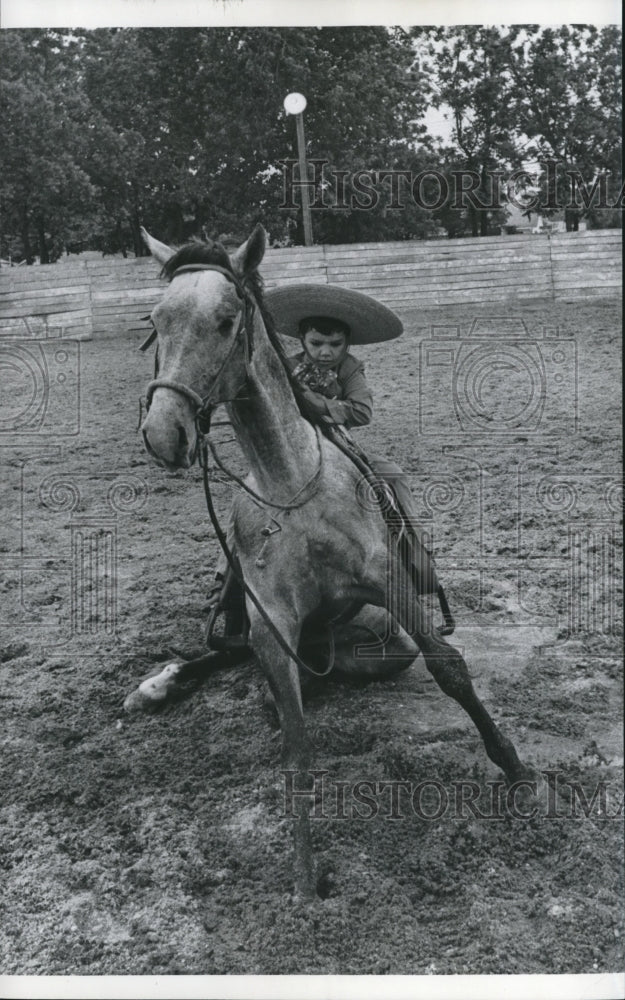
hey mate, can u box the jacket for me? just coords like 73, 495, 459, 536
287, 352, 373, 429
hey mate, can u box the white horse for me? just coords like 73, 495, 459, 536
127, 225, 537, 899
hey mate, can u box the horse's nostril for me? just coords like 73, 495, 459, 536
178, 426, 189, 451
142, 428, 163, 466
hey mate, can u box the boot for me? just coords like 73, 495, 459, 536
205, 567, 251, 652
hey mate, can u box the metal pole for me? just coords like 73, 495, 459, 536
295, 111, 313, 247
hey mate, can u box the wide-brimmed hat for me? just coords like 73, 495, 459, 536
265, 283, 403, 344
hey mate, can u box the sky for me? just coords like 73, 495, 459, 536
0, 0, 622, 28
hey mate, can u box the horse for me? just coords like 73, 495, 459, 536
127, 223, 536, 900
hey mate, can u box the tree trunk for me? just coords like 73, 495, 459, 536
116, 220, 127, 257
469, 204, 479, 237
37, 217, 49, 264
21, 206, 34, 264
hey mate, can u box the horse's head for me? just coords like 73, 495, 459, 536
140, 225, 266, 470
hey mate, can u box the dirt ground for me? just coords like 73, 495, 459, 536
0, 295, 622, 979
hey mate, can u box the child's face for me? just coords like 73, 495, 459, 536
302, 328, 348, 365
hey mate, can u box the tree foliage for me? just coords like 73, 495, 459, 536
0, 31, 99, 262
513, 25, 622, 227
422, 25, 622, 234
76, 27, 434, 253
0, 24, 620, 262
423, 26, 525, 236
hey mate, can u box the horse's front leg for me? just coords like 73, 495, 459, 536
248, 609, 316, 901
123, 648, 248, 713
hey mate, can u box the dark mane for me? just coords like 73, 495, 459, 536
160, 240, 233, 282
161, 239, 320, 425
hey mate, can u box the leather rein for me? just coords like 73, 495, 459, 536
140, 261, 334, 677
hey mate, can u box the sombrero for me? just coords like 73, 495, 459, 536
264, 283, 403, 344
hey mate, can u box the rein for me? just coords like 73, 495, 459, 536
141, 261, 333, 677
140, 258, 453, 674
203, 426, 324, 512
142, 261, 325, 512
198, 429, 335, 678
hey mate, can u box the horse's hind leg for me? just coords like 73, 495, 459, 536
392, 587, 532, 784
420, 630, 532, 783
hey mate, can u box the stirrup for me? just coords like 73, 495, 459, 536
205, 600, 250, 652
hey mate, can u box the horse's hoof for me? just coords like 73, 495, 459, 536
123, 687, 162, 714
508, 766, 553, 817
123, 663, 181, 713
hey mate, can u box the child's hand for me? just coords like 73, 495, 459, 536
301, 387, 328, 415
320, 374, 341, 398
293, 361, 339, 396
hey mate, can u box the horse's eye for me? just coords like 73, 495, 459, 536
218, 317, 235, 336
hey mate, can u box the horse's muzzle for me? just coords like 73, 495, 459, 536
141, 397, 196, 470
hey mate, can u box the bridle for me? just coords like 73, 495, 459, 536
140, 260, 324, 506
141, 262, 256, 429
140, 260, 334, 677
139, 259, 453, 674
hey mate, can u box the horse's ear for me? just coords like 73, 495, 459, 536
230, 224, 266, 277
141, 227, 175, 267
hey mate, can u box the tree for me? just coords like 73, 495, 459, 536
130, 26, 435, 245
422, 26, 526, 237
2, 25, 619, 260
68, 26, 436, 249
0, 30, 101, 262
78, 29, 171, 255
513, 25, 622, 228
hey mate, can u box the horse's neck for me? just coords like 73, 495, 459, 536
226, 316, 319, 495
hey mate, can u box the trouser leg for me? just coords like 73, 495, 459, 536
368, 456, 439, 595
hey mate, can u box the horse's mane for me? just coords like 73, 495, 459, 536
160, 239, 320, 425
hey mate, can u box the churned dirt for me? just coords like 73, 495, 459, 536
0, 296, 622, 977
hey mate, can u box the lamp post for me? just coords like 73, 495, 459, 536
283, 92, 313, 247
